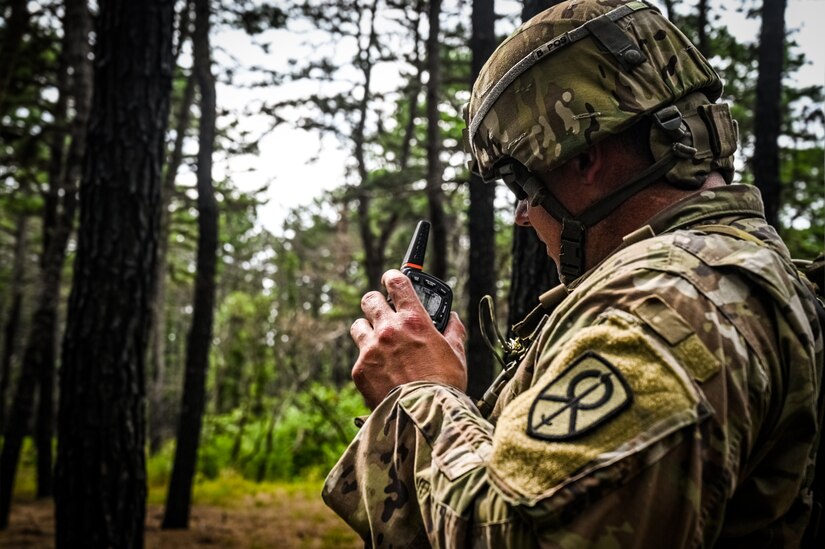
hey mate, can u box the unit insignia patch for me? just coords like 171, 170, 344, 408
527, 351, 632, 441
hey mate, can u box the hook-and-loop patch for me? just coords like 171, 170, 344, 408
527, 351, 632, 441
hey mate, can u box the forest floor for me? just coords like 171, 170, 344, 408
0, 479, 361, 548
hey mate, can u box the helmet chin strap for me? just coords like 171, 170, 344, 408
500, 107, 696, 283
502, 153, 682, 282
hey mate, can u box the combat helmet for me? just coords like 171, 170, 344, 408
465, 0, 739, 282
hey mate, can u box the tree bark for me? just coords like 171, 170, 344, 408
753, 0, 786, 228
35, 0, 93, 500
162, 0, 218, 529
399, 0, 424, 173
0, 213, 32, 529
0, 0, 30, 113
697, 0, 709, 56
0, 214, 28, 434
32, 59, 67, 496
149, 70, 197, 454
0, 297, 39, 530
0, 123, 65, 520
522, 0, 555, 20
0, 0, 93, 525
425, 0, 448, 281
507, 0, 561, 334
661, 0, 677, 23
54, 0, 174, 546
466, 0, 496, 400
353, 0, 385, 291
148, 0, 195, 455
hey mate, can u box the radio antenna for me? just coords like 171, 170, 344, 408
401, 220, 430, 272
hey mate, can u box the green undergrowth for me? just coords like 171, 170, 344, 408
11, 444, 330, 507
148, 384, 366, 488
9, 383, 367, 509
147, 470, 324, 507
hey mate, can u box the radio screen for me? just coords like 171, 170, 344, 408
414, 285, 443, 316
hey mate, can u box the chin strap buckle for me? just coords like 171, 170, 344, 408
653, 105, 686, 141
560, 218, 586, 283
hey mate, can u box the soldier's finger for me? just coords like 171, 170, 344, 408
360, 290, 392, 322
443, 312, 467, 345
350, 318, 372, 346
382, 269, 426, 314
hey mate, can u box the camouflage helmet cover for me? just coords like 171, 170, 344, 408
466, 0, 724, 180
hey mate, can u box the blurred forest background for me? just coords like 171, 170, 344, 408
0, 0, 822, 546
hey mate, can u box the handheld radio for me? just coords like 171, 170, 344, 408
398, 220, 453, 332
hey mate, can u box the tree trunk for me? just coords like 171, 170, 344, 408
466, 0, 497, 400
507, 0, 561, 334
697, 0, 709, 56
425, 0, 447, 281
522, 0, 555, 20
0, 214, 28, 433
507, 224, 560, 329
0, 0, 93, 525
0, 214, 32, 530
162, 0, 218, 529
753, 0, 786, 228
35, 0, 93, 500
357, 197, 383, 290
149, 70, 197, 454
399, 0, 424, 173
353, 0, 384, 291
0, 82, 65, 521
54, 0, 173, 545
231, 406, 249, 462
0, 306, 38, 530
148, 0, 195, 455
0, 0, 30, 113
256, 411, 277, 482
661, 0, 677, 23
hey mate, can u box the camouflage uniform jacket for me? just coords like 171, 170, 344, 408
323, 185, 824, 548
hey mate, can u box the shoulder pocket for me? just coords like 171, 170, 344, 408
634, 295, 721, 383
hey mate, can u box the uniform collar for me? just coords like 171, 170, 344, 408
566, 185, 766, 291
646, 184, 766, 235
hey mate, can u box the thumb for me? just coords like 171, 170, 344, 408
443, 311, 467, 347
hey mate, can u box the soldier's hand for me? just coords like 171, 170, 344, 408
349, 269, 467, 409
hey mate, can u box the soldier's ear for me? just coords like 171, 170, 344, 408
575, 142, 605, 187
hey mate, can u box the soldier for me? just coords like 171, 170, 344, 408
323, 0, 824, 546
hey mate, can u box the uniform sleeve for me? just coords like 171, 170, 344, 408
322, 305, 735, 548
321, 381, 522, 547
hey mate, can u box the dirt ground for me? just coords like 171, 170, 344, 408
0, 491, 361, 548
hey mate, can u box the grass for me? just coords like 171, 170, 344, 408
147, 469, 325, 507
6, 442, 360, 548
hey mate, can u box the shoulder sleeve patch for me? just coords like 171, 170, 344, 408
527, 351, 632, 441
488, 314, 707, 504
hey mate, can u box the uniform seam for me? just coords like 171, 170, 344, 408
643, 262, 765, 373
